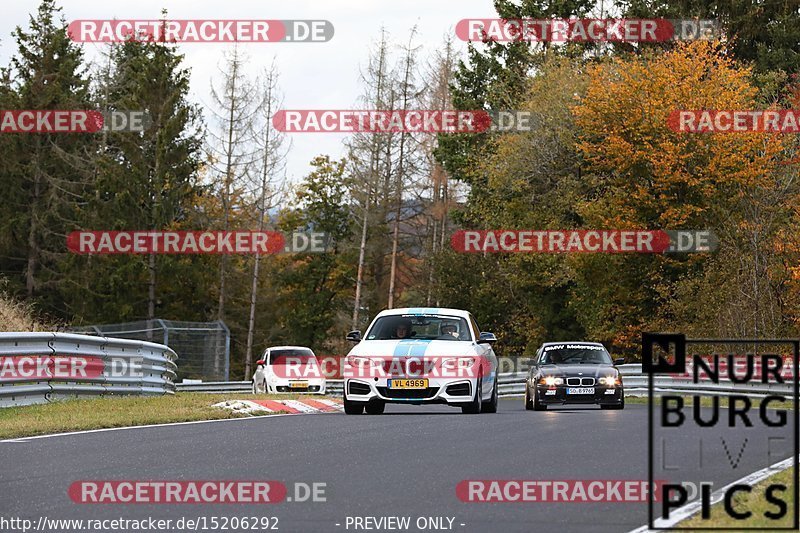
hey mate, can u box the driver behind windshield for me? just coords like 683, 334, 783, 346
392, 321, 412, 339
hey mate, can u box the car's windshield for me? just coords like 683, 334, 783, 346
538, 344, 612, 365
365, 315, 471, 341
269, 349, 317, 365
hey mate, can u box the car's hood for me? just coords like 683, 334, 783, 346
347, 339, 479, 358
537, 364, 617, 378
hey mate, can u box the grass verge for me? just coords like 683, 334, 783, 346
626, 395, 795, 410
680, 467, 796, 530
0, 393, 313, 439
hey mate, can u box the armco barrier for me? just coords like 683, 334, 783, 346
0, 332, 177, 407
177, 364, 795, 398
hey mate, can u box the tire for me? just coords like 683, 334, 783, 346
343, 388, 365, 415
532, 387, 547, 411
461, 377, 482, 414
365, 401, 385, 415
252, 379, 267, 394
481, 375, 498, 413
525, 386, 533, 411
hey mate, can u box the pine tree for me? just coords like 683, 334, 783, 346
82, 32, 203, 325
0, 0, 93, 318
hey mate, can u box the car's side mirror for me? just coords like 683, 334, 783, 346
346, 330, 362, 343
255, 360, 265, 366
478, 332, 497, 344
614, 357, 625, 366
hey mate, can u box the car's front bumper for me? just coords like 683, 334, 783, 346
532, 383, 623, 405
344, 377, 477, 405
269, 379, 326, 394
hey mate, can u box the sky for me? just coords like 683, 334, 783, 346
1, 0, 500, 185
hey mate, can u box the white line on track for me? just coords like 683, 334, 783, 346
628, 454, 798, 532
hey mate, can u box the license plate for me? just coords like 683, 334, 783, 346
388, 378, 428, 389
290, 382, 308, 389
567, 387, 595, 395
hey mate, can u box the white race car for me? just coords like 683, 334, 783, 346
252, 346, 326, 394
343, 308, 499, 414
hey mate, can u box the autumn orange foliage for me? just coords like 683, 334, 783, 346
573, 40, 790, 229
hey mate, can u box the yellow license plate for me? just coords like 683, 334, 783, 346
388, 379, 428, 389
289, 382, 308, 388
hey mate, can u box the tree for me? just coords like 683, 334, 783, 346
76, 31, 204, 326
572, 40, 797, 343
0, 0, 92, 317
422, 36, 458, 306
243, 62, 288, 377
434, 57, 590, 354
207, 46, 260, 323
274, 156, 356, 349
387, 26, 422, 308
616, 0, 800, 76
347, 29, 393, 330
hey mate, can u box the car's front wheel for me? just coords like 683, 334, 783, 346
532, 387, 547, 411
481, 375, 498, 413
461, 377, 482, 414
343, 389, 365, 415
524, 385, 533, 410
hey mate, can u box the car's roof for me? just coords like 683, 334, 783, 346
374, 307, 471, 319
265, 345, 315, 352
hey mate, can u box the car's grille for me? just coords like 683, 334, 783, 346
377, 387, 438, 399
566, 377, 595, 386
348, 381, 371, 395
445, 383, 471, 396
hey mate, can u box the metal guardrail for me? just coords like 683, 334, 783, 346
0, 332, 178, 407
177, 364, 795, 398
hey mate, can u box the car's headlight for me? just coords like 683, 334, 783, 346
441, 357, 476, 369
599, 375, 619, 386
539, 376, 563, 386
346, 356, 381, 368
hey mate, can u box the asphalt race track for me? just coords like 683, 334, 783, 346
0, 399, 794, 533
